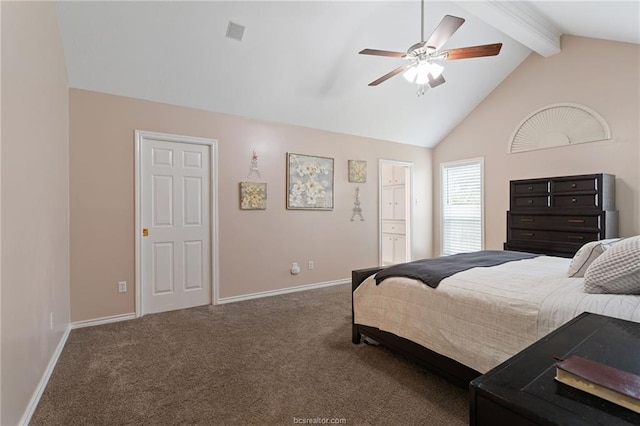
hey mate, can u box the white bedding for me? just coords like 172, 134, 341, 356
353, 255, 640, 374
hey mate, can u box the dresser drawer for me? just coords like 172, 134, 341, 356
510, 229, 600, 244
381, 221, 405, 234
553, 177, 597, 193
510, 214, 600, 229
512, 195, 550, 209
513, 181, 549, 195
553, 194, 598, 208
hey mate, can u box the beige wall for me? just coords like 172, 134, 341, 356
433, 35, 640, 253
69, 89, 432, 321
1, 2, 70, 424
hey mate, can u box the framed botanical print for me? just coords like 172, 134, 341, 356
286, 153, 334, 210
348, 160, 367, 183
239, 182, 267, 210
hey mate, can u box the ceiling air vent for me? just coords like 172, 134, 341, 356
226, 21, 245, 42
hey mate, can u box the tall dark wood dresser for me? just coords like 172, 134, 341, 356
504, 173, 618, 258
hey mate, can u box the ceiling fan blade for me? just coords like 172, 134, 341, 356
442, 43, 503, 60
428, 73, 446, 88
425, 15, 465, 50
359, 48, 407, 58
368, 64, 408, 86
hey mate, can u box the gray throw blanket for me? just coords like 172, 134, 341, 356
375, 250, 540, 289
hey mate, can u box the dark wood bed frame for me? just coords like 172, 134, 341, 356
351, 267, 481, 389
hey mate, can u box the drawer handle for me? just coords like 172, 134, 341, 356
528, 186, 534, 191
568, 235, 584, 240
522, 232, 535, 237
571, 183, 577, 189
568, 219, 585, 224
520, 218, 535, 222
571, 198, 577, 203
528, 200, 534, 205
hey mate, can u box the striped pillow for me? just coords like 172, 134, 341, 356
567, 238, 621, 278
584, 236, 640, 294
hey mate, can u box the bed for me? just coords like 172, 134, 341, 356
351, 240, 640, 388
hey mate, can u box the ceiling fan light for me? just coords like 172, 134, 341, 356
429, 62, 444, 79
415, 69, 430, 85
403, 61, 444, 86
402, 66, 418, 83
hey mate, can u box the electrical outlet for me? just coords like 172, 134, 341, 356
308, 260, 314, 270
118, 281, 127, 293
50, 312, 54, 330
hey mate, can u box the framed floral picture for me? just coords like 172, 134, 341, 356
348, 160, 367, 183
240, 182, 267, 210
286, 153, 334, 210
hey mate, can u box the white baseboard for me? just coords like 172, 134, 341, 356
19, 325, 71, 426
70, 312, 137, 329
19, 313, 137, 424
217, 278, 350, 305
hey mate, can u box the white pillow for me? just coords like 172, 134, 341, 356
584, 236, 640, 294
567, 238, 622, 278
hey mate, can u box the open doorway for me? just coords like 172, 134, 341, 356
379, 160, 412, 266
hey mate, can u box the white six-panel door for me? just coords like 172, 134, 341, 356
140, 135, 212, 315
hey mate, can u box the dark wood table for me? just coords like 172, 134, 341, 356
469, 312, 640, 426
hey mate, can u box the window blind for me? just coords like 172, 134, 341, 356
441, 159, 483, 256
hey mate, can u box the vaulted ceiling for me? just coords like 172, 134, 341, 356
56, 1, 640, 148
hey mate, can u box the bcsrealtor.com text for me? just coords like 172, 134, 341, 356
293, 417, 347, 424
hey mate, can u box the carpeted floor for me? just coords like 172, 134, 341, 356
31, 284, 468, 425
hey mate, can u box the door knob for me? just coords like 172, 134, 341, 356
143, 228, 149, 237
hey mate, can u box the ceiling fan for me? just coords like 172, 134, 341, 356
359, 1, 502, 95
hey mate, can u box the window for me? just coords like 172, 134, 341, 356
440, 158, 484, 255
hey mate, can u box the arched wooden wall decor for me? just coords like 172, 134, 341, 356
508, 103, 611, 154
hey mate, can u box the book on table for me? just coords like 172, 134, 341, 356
555, 355, 640, 414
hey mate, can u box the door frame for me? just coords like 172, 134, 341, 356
134, 130, 219, 317
378, 159, 413, 265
